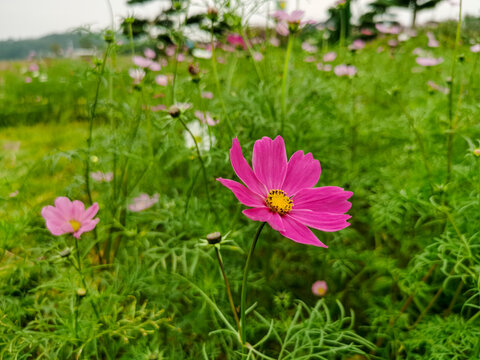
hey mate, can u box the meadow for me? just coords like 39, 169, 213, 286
1, 10, 480, 360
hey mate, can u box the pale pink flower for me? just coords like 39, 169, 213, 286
323, 51, 337, 62
427, 32, 439, 48
28, 63, 39, 72
334, 64, 357, 77
166, 45, 176, 57
276, 22, 290, 37
129, 68, 145, 84
323, 64, 332, 72
151, 104, 167, 112
149, 62, 161, 71
217, 57, 226, 64
270, 38, 280, 47
41, 197, 99, 239
194, 110, 219, 126
302, 42, 318, 53
377, 46, 384, 53
361, 28, 373, 36
177, 54, 185, 62
217, 136, 352, 247
144, 48, 156, 59
416, 57, 443, 66
376, 23, 401, 35
273, 10, 304, 24
349, 39, 365, 51
9, 190, 19, 198
312, 281, 328, 296
133, 56, 152, 68
25, 77, 32, 83
201, 91, 213, 99
128, 193, 159, 212
253, 52, 263, 62
304, 56, 316, 63
91, 171, 113, 182
471, 44, 480, 53
388, 39, 399, 48
427, 81, 449, 94
155, 75, 168, 86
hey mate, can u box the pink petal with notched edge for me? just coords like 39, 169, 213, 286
288, 209, 351, 232
230, 138, 267, 197
81, 203, 99, 222
279, 216, 327, 247
74, 218, 100, 239
217, 178, 265, 207
293, 187, 352, 213
54, 197, 74, 219
242, 208, 286, 232
252, 136, 288, 191
282, 151, 320, 196
72, 200, 85, 220
288, 10, 304, 23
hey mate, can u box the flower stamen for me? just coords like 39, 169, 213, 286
69, 220, 81, 232
266, 189, 293, 215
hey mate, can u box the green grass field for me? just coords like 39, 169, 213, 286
1, 19, 480, 359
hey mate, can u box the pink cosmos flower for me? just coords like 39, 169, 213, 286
155, 75, 168, 86
194, 110, 219, 126
149, 62, 161, 71
227, 34, 246, 50
361, 28, 373, 36
25, 77, 32, 83
334, 64, 357, 77
375, 23, 401, 35
270, 37, 280, 47
427, 80, 449, 94
253, 52, 264, 62
349, 39, 365, 51
276, 22, 290, 37
91, 171, 113, 182
41, 197, 99, 239
144, 48, 156, 59
273, 10, 304, 24
304, 56, 316, 63
177, 54, 185, 62
166, 45, 176, 57
416, 57, 443, 66
427, 32, 439, 48
201, 91, 213, 99
151, 104, 167, 112
128, 193, 159, 212
28, 63, 39, 72
133, 56, 152, 68
388, 39, 399, 48
323, 51, 337, 62
312, 280, 328, 296
302, 42, 318, 53
217, 136, 352, 247
471, 44, 480, 53
129, 68, 145, 84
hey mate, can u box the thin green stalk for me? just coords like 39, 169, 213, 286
280, 35, 293, 134
74, 238, 101, 321
177, 115, 215, 216
446, 0, 463, 183
240, 222, 266, 345
215, 247, 242, 339
339, 6, 346, 49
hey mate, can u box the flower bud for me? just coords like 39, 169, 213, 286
77, 288, 87, 297
206, 231, 222, 244
168, 106, 180, 118
207, 7, 218, 21
59, 248, 71, 258
473, 149, 480, 157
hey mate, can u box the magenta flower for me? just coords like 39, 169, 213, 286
227, 34, 246, 50
194, 110, 218, 126
41, 197, 99, 239
217, 137, 352, 247
471, 44, 480, 53
416, 57, 443, 67
312, 280, 328, 296
334, 64, 357, 77
128, 193, 159, 212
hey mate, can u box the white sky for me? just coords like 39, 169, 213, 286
0, 0, 478, 41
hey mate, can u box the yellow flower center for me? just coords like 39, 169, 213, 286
69, 220, 81, 232
266, 189, 293, 216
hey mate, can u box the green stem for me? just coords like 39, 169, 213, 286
280, 35, 293, 134
177, 115, 215, 217
240, 222, 266, 345
210, 21, 235, 138
215, 247, 242, 339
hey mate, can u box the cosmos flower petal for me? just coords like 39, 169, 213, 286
242, 208, 286, 232
282, 150, 321, 195
289, 209, 351, 232
81, 202, 99, 222
75, 218, 100, 239
279, 216, 328, 248
252, 136, 288, 190
72, 200, 85, 220
217, 178, 265, 207
293, 187, 352, 213
54, 197, 74, 218
230, 138, 267, 196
